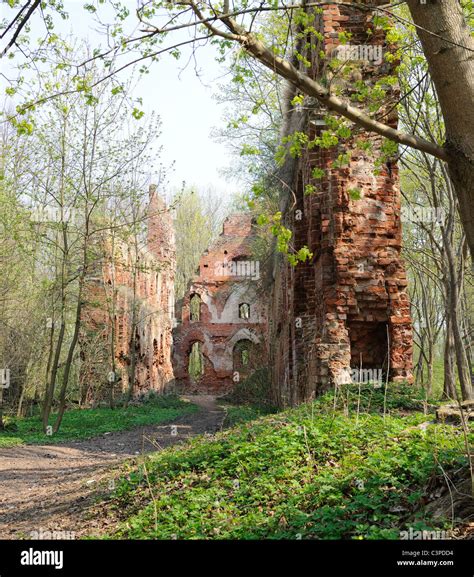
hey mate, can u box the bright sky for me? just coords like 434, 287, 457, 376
143, 43, 237, 196
1, 1, 241, 200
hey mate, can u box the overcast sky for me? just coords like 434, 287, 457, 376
2, 1, 241, 200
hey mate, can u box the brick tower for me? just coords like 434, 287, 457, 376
269, 1, 413, 405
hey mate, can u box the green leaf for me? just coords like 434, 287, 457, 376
348, 188, 361, 201
132, 108, 145, 120
311, 168, 325, 179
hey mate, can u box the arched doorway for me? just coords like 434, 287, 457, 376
233, 339, 255, 379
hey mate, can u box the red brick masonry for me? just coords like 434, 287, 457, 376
80, 187, 175, 403
268, 0, 413, 405
173, 215, 268, 394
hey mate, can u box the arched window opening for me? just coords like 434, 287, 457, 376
189, 293, 201, 321
188, 342, 204, 380
239, 303, 250, 319
233, 339, 254, 372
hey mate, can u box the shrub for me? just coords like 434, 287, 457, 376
222, 367, 276, 409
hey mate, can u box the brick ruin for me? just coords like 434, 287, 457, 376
79, 3, 413, 406
172, 214, 268, 394
268, 1, 413, 406
80, 186, 175, 404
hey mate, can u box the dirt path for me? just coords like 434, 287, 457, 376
0, 395, 225, 539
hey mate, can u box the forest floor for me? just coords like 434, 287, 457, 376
0, 395, 226, 540
84, 385, 474, 540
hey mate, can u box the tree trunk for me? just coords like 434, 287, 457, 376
53, 278, 84, 433
53, 212, 89, 432
444, 240, 473, 400
426, 346, 433, 398
127, 326, 138, 404
443, 316, 457, 400
407, 0, 474, 259
108, 235, 117, 409
0, 386, 4, 430
126, 237, 139, 405
42, 317, 65, 432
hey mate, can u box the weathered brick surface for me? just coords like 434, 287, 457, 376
269, 2, 413, 406
80, 186, 176, 403
173, 215, 267, 394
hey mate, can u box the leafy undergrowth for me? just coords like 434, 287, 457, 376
220, 367, 278, 427
220, 367, 276, 409
321, 382, 440, 414
100, 385, 472, 540
0, 395, 197, 447
223, 405, 277, 427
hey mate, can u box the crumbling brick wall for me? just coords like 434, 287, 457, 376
80, 186, 176, 404
173, 214, 267, 394
269, 1, 413, 406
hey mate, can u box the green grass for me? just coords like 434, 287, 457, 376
101, 384, 472, 540
0, 395, 197, 447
